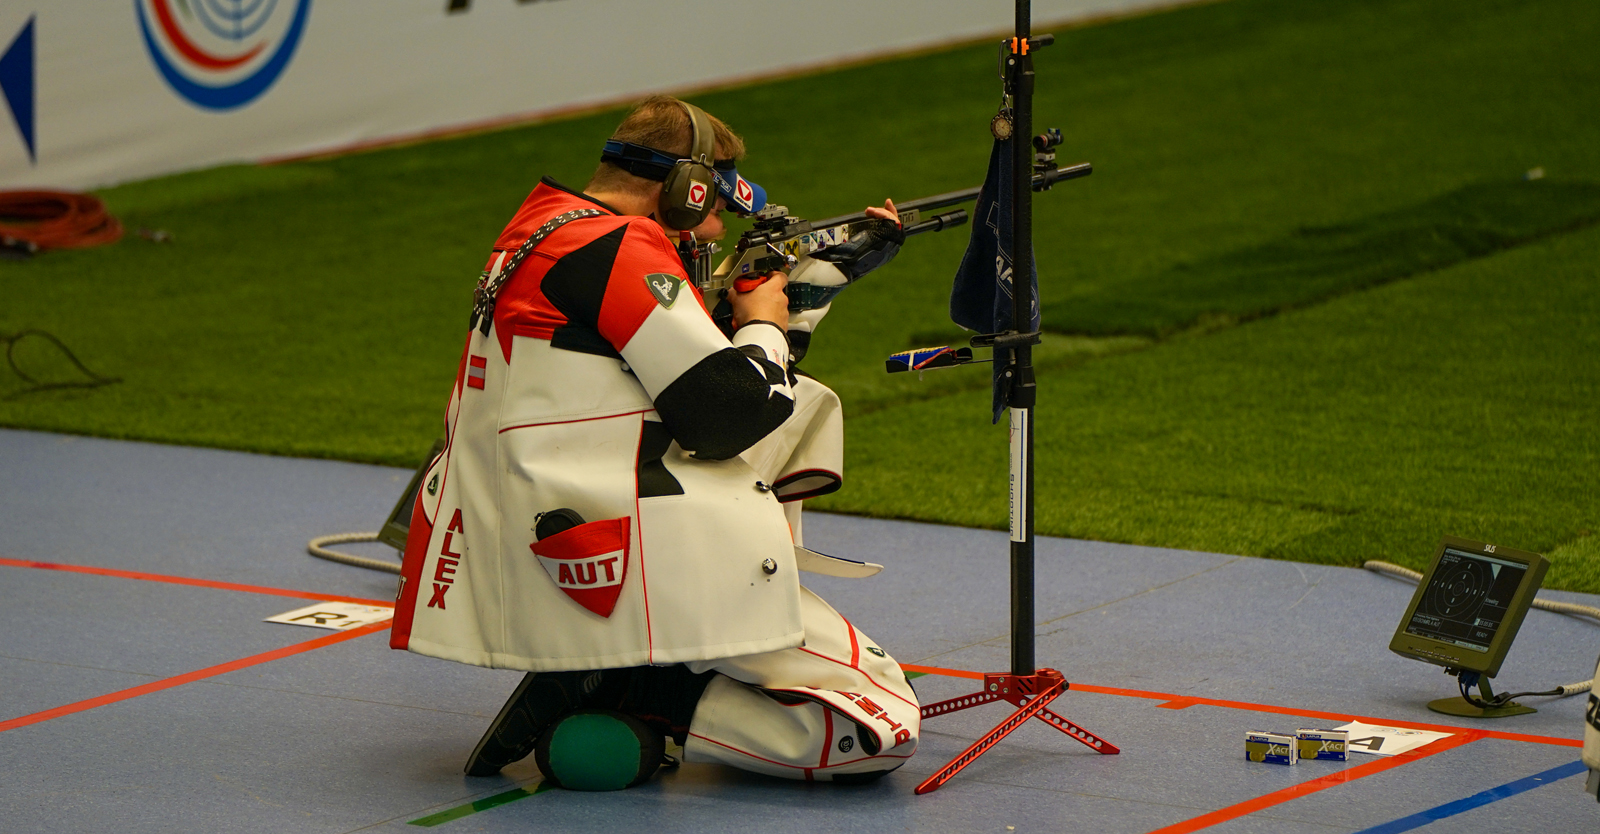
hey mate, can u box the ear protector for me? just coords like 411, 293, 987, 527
656, 101, 718, 231
599, 102, 718, 231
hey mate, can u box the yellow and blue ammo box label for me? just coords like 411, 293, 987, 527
1245, 731, 1297, 765
1297, 729, 1349, 761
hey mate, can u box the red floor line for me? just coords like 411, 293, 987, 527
905, 663, 1581, 748
0, 621, 391, 734
903, 663, 984, 680
0, 556, 393, 607
1066, 682, 1582, 748
1144, 732, 1483, 834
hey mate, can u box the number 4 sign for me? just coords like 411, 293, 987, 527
1334, 721, 1453, 756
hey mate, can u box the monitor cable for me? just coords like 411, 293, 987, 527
1455, 672, 1575, 710
1364, 559, 1596, 702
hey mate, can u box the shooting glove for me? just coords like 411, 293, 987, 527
810, 218, 905, 281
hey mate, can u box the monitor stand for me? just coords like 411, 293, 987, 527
1428, 672, 1536, 718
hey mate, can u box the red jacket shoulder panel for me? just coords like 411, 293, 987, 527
596, 220, 708, 351
485, 183, 633, 362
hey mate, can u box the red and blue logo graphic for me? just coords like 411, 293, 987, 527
134, 0, 312, 111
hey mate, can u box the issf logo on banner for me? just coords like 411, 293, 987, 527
134, 0, 312, 111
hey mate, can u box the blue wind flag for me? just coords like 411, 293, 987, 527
950, 137, 1038, 423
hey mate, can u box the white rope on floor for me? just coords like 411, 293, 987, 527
307, 531, 400, 575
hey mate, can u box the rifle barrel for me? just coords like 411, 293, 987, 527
903, 209, 968, 237
806, 162, 1092, 230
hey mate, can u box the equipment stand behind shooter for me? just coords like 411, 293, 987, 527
902, 21, 1119, 796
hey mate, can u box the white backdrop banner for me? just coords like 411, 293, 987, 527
0, 1, 1173, 190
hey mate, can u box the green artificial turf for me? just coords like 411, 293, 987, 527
814, 224, 1600, 593
2, 0, 1598, 590
1039, 179, 1600, 338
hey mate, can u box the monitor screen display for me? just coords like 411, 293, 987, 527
1402, 547, 1528, 654
378, 438, 446, 552
389, 471, 426, 531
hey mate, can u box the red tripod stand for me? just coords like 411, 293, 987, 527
915, 669, 1117, 794
913, 6, 1118, 795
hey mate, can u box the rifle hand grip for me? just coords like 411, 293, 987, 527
733, 274, 771, 293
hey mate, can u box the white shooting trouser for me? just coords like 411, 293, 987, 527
1585, 651, 1599, 799
681, 587, 920, 781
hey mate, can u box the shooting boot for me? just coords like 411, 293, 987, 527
616, 664, 717, 745
464, 668, 630, 777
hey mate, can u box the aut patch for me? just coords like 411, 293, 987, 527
531, 517, 631, 618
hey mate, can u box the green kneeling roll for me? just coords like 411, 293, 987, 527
535, 709, 664, 791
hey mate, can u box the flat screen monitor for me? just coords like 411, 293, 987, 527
376, 438, 447, 553
1389, 535, 1547, 678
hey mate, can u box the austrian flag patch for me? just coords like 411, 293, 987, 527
467, 355, 486, 389
530, 517, 631, 618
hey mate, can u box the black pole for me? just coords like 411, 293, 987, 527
1009, 0, 1037, 678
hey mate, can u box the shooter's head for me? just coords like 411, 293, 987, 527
590, 96, 766, 236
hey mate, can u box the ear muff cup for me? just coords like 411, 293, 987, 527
534, 709, 665, 791
657, 102, 718, 231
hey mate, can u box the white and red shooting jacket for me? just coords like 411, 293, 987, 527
390, 179, 842, 672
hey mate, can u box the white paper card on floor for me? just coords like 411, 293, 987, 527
266, 602, 394, 631
1333, 721, 1452, 756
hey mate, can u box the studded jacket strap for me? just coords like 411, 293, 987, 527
470, 208, 605, 335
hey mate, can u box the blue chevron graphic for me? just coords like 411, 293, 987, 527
0, 15, 34, 162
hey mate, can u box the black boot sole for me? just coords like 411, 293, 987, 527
464, 672, 541, 777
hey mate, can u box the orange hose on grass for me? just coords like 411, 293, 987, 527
0, 190, 124, 251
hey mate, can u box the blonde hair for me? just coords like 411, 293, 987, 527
586, 95, 746, 197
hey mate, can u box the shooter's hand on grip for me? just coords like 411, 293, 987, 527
728, 270, 790, 332
733, 274, 772, 294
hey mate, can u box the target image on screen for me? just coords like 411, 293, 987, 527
1404, 548, 1527, 653
1389, 536, 1547, 677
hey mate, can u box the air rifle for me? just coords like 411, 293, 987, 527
679, 161, 1092, 318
